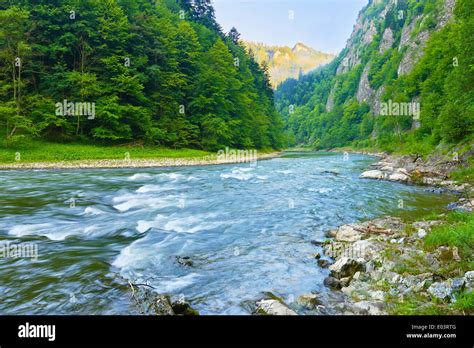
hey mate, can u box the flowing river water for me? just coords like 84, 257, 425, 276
0, 152, 454, 314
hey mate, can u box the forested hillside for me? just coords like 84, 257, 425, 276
276, 0, 473, 154
244, 41, 334, 88
0, 0, 285, 151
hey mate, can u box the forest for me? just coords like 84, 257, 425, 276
0, 0, 285, 151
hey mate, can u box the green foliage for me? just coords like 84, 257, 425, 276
450, 157, 474, 185
0, 139, 209, 163
0, 0, 284, 151
368, 49, 403, 89
453, 291, 474, 313
425, 213, 474, 260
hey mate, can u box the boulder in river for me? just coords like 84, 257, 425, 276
297, 294, 323, 310
176, 256, 194, 267
317, 259, 331, 268
171, 300, 200, 316
324, 276, 342, 290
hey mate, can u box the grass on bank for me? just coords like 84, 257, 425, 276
388, 211, 474, 315
450, 157, 474, 186
424, 212, 474, 268
0, 140, 212, 164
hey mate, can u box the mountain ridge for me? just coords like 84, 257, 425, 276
244, 41, 335, 88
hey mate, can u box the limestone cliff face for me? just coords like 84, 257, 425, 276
326, 0, 456, 113
244, 41, 335, 88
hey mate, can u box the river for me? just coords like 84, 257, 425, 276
0, 152, 454, 314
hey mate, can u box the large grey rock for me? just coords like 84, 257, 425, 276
427, 282, 453, 300
329, 257, 366, 279
464, 271, 474, 290
350, 240, 382, 260
360, 170, 385, 180
326, 85, 336, 112
356, 65, 374, 103
324, 276, 342, 290
452, 278, 466, 292
388, 172, 410, 182
334, 224, 363, 242
398, 30, 430, 76
255, 299, 297, 316
379, 27, 394, 53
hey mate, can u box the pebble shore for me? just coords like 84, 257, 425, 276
0, 152, 282, 170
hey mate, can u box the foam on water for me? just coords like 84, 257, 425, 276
136, 213, 227, 234
112, 193, 178, 212
9, 223, 75, 241
127, 173, 154, 181
308, 188, 333, 194
220, 168, 268, 181
84, 206, 105, 216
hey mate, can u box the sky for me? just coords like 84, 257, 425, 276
213, 0, 369, 55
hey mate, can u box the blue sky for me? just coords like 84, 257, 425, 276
213, 0, 369, 54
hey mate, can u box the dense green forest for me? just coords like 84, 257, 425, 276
276, 0, 473, 154
0, 0, 285, 151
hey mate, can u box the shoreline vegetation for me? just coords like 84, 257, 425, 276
0, 140, 281, 170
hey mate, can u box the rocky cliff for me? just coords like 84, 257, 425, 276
328, 0, 456, 113
244, 41, 334, 88
275, 0, 470, 150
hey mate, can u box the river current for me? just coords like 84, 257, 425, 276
0, 152, 453, 314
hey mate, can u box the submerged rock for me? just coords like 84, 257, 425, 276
171, 301, 200, 316
176, 256, 194, 267
131, 286, 199, 316
317, 259, 331, 268
297, 294, 323, 310
133, 288, 175, 315
324, 276, 342, 290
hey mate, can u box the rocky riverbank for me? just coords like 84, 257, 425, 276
357, 150, 473, 193
319, 213, 473, 315
254, 150, 473, 316
253, 205, 473, 316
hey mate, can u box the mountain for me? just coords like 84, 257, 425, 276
244, 41, 335, 88
0, 0, 285, 151
275, 0, 473, 153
